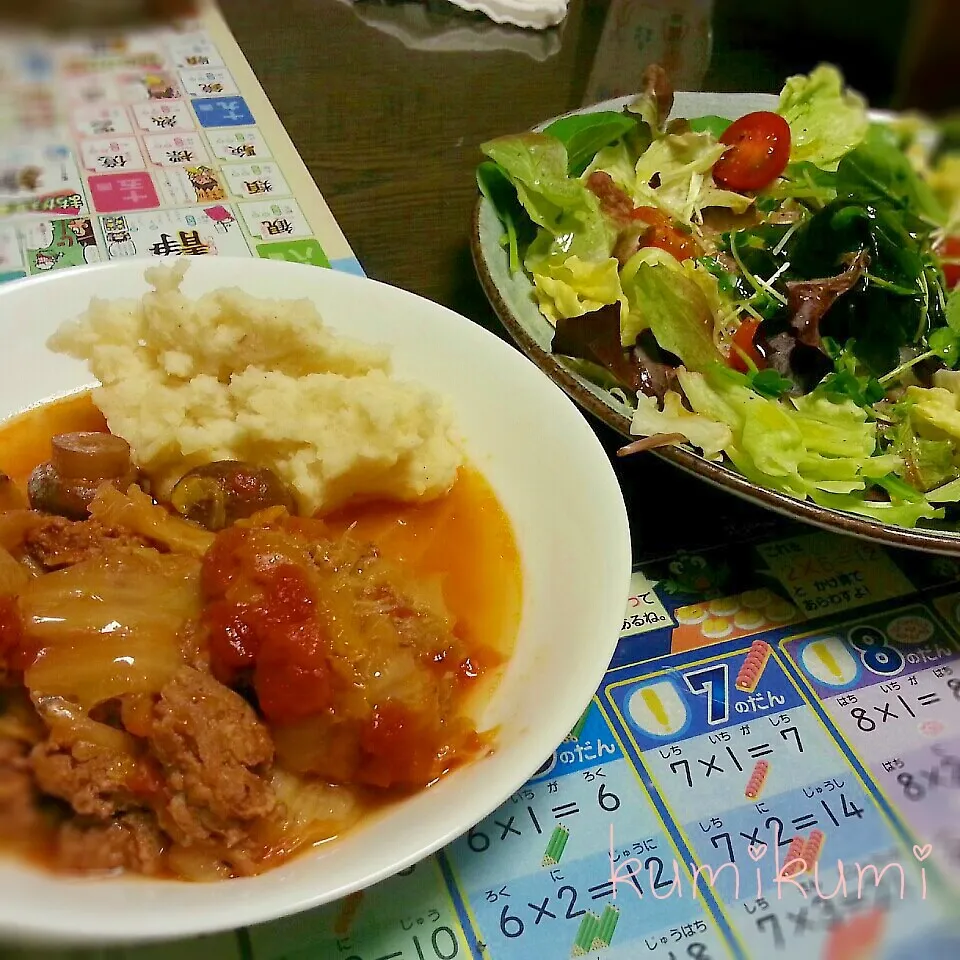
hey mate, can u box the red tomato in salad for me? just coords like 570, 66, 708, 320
941, 236, 960, 289
729, 317, 766, 372
633, 206, 701, 262
712, 112, 791, 193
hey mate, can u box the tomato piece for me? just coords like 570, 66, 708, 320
252, 563, 314, 624
359, 702, 434, 789
200, 525, 250, 599
941, 236, 960, 289
729, 318, 766, 372
254, 620, 332, 724
632, 206, 701, 261
712, 111, 791, 193
587, 172, 700, 262
204, 600, 262, 683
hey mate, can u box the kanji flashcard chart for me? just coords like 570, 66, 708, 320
0, 1, 360, 283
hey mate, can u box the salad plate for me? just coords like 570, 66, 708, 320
473, 69, 960, 555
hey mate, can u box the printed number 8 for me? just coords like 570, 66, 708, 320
848, 626, 904, 677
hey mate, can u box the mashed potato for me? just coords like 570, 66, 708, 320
48, 262, 463, 514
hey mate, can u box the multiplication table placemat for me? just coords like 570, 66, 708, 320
3, 6, 960, 960
0, 0, 361, 282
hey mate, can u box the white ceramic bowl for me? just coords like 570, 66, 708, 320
0, 257, 631, 946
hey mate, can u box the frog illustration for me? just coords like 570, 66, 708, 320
660, 551, 731, 598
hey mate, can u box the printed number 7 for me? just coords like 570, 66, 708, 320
683, 664, 730, 726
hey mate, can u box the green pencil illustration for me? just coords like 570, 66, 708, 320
571, 912, 600, 957
542, 825, 569, 866
591, 904, 620, 950
564, 705, 591, 742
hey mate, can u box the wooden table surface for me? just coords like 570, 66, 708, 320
217, 0, 954, 561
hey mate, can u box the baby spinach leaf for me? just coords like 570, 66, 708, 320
926, 289, 960, 369
786, 200, 931, 374
836, 123, 946, 225
476, 160, 531, 274
764, 161, 838, 206
947, 286, 960, 330
688, 115, 731, 138
542, 111, 638, 177
816, 341, 885, 407
928, 326, 960, 368
750, 368, 795, 399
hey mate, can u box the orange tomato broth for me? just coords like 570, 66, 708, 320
322, 470, 522, 671
0, 391, 523, 680
0, 392, 108, 490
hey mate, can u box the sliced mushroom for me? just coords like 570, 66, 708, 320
169, 461, 296, 531
27, 432, 137, 519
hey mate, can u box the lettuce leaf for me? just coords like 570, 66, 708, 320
927, 476, 960, 504
630, 131, 754, 224
776, 64, 869, 169
543, 111, 637, 177
530, 254, 625, 325
624, 90, 660, 132
621, 261, 725, 366
892, 419, 956, 491
585, 131, 753, 224
481, 133, 615, 261
630, 391, 732, 459
630, 369, 907, 512
583, 140, 640, 193
810, 490, 942, 526
902, 385, 960, 447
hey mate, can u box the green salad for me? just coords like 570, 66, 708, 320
477, 65, 960, 531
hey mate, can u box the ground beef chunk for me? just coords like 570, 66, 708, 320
0, 737, 42, 837
31, 734, 138, 819
145, 667, 275, 848
23, 515, 154, 570
56, 811, 164, 875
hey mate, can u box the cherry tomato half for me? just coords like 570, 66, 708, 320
729, 317, 766, 373
940, 236, 960, 289
633, 206, 701, 262
712, 111, 791, 193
